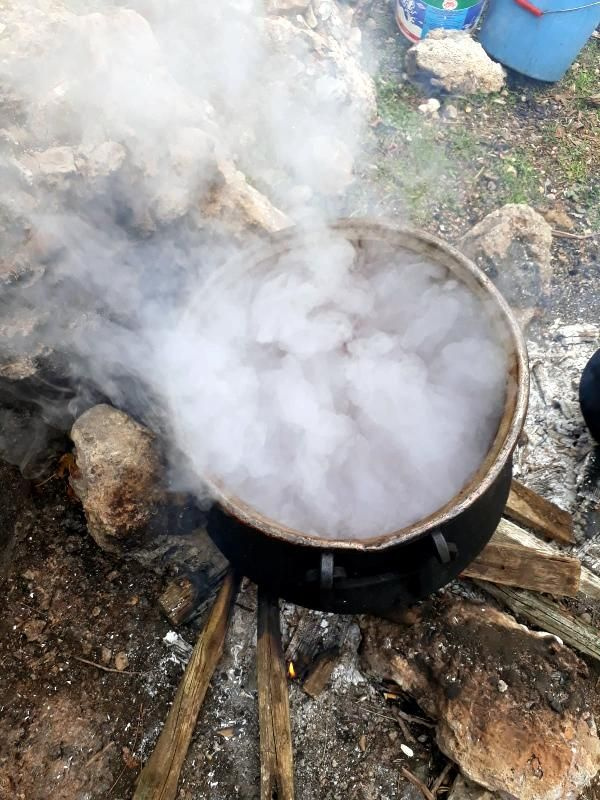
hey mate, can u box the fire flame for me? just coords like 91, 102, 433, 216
287, 662, 296, 680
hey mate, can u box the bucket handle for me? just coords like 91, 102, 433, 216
514, 0, 543, 16
514, 0, 600, 14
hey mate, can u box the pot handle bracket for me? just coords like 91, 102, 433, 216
431, 530, 458, 565
303, 551, 348, 599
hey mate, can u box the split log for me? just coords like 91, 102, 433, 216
477, 581, 600, 662
462, 518, 580, 596
463, 518, 600, 600
159, 576, 201, 626
285, 608, 350, 680
133, 572, 238, 800
302, 647, 340, 699
257, 589, 294, 800
505, 480, 574, 544
579, 568, 600, 600
158, 567, 227, 626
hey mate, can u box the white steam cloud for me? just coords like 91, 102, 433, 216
0, 0, 508, 538
159, 233, 508, 539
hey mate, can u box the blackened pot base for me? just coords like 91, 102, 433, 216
206, 459, 512, 615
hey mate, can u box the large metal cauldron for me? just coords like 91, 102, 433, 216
206, 220, 529, 614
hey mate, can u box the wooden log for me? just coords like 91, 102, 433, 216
476, 581, 600, 662
302, 647, 340, 699
285, 608, 350, 680
257, 589, 294, 800
505, 480, 574, 544
158, 567, 227, 626
158, 576, 200, 626
133, 572, 238, 800
462, 518, 581, 596
579, 567, 600, 600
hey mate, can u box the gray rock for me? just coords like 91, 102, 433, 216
0, 407, 66, 478
304, 3, 319, 28
460, 203, 553, 312
263, 15, 376, 125
265, 0, 311, 11
77, 141, 127, 180
0, 305, 52, 385
70, 404, 164, 552
199, 160, 291, 236
418, 97, 441, 115
406, 31, 505, 95
33, 146, 77, 177
448, 776, 499, 800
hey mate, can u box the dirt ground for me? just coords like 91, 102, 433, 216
1, 6, 600, 800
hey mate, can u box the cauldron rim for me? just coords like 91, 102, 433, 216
203, 218, 529, 552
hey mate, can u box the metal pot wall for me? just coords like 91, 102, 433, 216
205, 220, 529, 614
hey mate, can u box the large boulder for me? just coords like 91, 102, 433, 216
406, 31, 505, 95
460, 203, 553, 316
70, 405, 164, 552
362, 598, 600, 800
199, 160, 291, 236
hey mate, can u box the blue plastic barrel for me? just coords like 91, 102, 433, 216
479, 0, 600, 82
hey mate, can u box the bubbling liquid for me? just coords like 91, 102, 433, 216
162, 234, 509, 539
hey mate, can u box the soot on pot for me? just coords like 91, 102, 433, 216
157, 230, 509, 540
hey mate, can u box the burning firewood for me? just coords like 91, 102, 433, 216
302, 647, 341, 699
158, 566, 228, 627
158, 576, 202, 627
133, 572, 238, 800
257, 589, 295, 800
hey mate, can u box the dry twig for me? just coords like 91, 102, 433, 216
354, 704, 399, 725
401, 766, 435, 800
396, 709, 436, 729
109, 704, 145, 795
430, 762, 453, 796
396, 713, 417, 744
552, 229, 600, 240
85, 741, 115, 768
74, 655, 142, 675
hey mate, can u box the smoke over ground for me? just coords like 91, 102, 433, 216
0, 0, 508, 537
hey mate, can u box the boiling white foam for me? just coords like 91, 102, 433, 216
159, 234, 509, 540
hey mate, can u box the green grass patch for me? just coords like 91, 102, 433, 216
497, 152, 541, 205
573, 68, 596, 98
374, 77, 454, 222
555, 133, 594, 187
376, 78, 418, 126
445, 126, 480, 160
